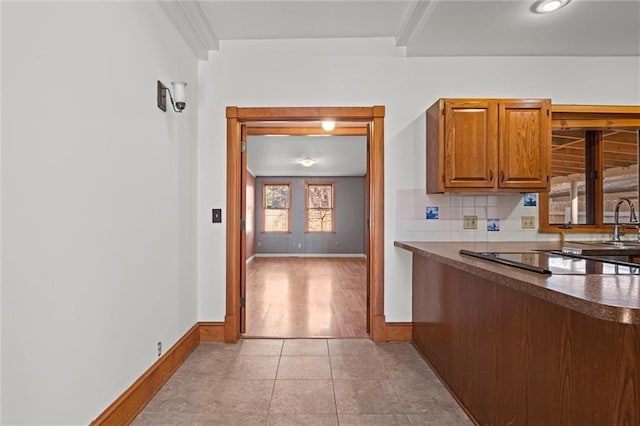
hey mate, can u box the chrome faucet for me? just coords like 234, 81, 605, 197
613, 198, 638, 241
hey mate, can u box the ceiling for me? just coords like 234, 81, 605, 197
247, 135, 367, 177
159, 0, 640, 177
160, 0, 640, 60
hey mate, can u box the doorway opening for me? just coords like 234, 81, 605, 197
225, 106, 385, 342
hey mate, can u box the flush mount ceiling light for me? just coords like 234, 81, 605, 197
321, 120, 336, 131
299, 158, 316, 167
532, 0, 570, 14
157, 80, 187, 113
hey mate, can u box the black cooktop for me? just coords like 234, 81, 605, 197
459, 250, 640, 275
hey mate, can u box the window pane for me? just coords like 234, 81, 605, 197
602, 129, 638, 224
264, 209, 288, 232
308, 209, 333, 232
265, 185, 289, 209
308, 184, 332, 208
549, 130, 587, 225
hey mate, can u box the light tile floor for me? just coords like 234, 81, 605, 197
132, 339, 472, 425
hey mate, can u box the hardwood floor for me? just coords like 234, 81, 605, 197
244, 257, 367, 338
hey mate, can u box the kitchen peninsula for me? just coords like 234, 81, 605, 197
396, 241, 640, 425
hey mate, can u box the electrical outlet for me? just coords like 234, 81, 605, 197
157, 341, 162, 357
463, 215, 477, 229
522, 216, 536, 229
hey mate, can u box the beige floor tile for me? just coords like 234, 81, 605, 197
134, 412, 269, 426
328, 338, 376, 356
133, 339, 470, 424
239, 339, 284, 355
197, 413, 269, 425
375, 343, 422, 360
141, 381, 210, 414
392, 379, 460, 414
269, 380, 336, 413
277, 356, 331, 379
382, 356, 438, 381
282, 339, 328, 356
131, 413, 202, 425
330, 355, 388, 380
226, 355, 280, 379
266, 413, 339, 425
407, 411, 473, 425
177, 354, 238, 378
338, 413, 411, 425
334, 380, 404, 414
192, 342, 241, 357
205, 379, 274, 414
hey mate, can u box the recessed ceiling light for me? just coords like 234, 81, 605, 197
532, 0, 570, 14
299, 158, 316, 167
321, 121, 336, 131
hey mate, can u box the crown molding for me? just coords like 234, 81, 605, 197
395, 0, 439, 48
158, 0, 219, 60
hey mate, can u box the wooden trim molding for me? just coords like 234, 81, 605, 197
540, 105, 640, 235
247, 126, 367, 136
226, 106, 386, 343
199, 321, 226, 342
385, 322, 413, 342
91, 324, 200, 425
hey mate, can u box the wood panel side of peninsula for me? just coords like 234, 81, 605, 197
411, 253, 640, 425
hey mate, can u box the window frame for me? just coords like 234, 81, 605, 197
262, 182, 291, 233
304, 181, 336, 233
539, 105, 640, 235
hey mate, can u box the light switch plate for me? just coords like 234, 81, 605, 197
212, 208, 222, 223
522, 216, 535, 229
463, 215, 477, 229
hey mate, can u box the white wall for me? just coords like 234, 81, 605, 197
1, 2, 198, 424
197, 38, 640, 323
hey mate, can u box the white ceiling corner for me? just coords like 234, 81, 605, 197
159, 0, 219, 60
395, 0, 439, 47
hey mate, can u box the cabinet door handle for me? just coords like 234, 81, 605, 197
489, 169, 494, 181
500, 170, 505, 182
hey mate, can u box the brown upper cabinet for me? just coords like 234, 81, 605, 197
427, 98, 551, 193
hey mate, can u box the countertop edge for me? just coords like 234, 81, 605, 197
395, 241, 640, 325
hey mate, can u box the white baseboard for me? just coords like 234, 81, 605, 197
254, 253, 366, 258
246, 254, 256, 264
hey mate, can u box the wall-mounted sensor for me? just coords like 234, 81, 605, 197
212, 209, 222, 223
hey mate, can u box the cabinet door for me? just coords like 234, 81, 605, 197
498, 100, 551, 190
443, 100, 498, 189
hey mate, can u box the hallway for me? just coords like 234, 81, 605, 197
132, 338, 471, 425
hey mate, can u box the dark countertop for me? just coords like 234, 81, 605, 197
395, 241, 640, 325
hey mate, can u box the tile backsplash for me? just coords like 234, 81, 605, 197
396, 189, 559, 242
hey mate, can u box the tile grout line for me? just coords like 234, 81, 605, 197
264, 339, 284, 425
380, 347, 412, 423
326, 339, 341, 425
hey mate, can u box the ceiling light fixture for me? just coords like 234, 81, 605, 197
321, 121, 336, 131
532, 0, 570, 14
299, 158, 316, 167
157, 80, 187, 113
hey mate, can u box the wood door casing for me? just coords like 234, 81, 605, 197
240, 125, 247, 334
225, 106, 385, 343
